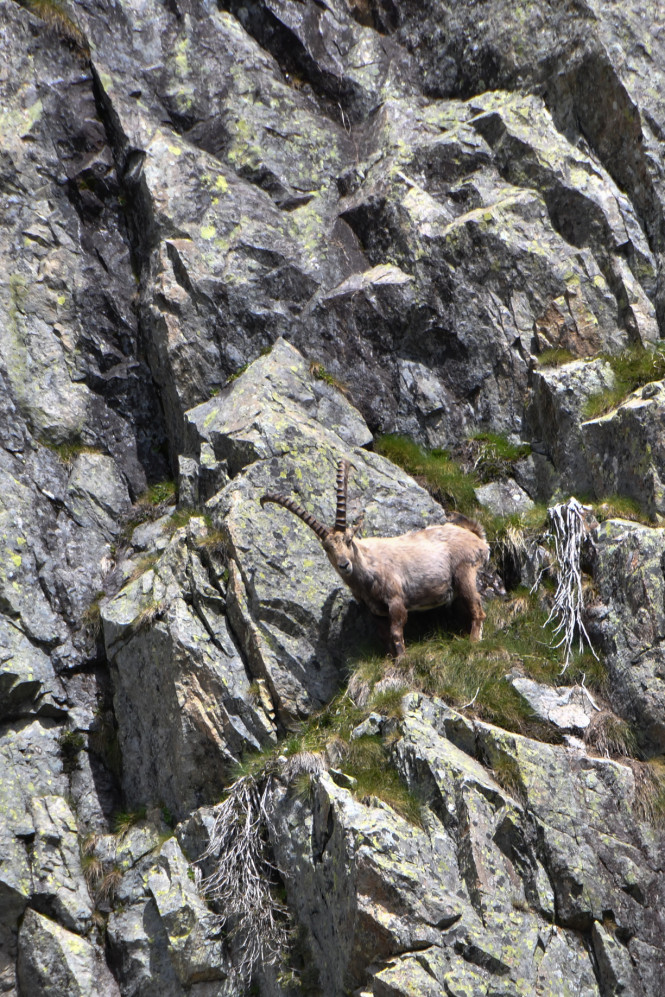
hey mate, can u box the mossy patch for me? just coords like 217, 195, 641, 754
309, 361, 350, 396
42, 438, 102, 466
591, 494, 656, 526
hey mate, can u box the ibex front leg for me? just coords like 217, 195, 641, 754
388, 598, 408, 659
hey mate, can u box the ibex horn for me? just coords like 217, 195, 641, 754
260, 493, 330, 542
334, 460, 349, 533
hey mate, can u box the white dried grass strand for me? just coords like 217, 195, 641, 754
544, 498, 598, 671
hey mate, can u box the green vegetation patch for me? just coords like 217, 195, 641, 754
591, 494, 655, 525
584, 341, 665, 419
309, 361, 350, 396
43, 438, 102, 466
58, 729, 85, 773
139, 479, 177, 507
235, 690, 422, 826
375, 434, 479, 514
535, 347, 578, 368
350, 588, 606, 740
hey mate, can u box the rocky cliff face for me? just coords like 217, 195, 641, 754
3, 0, 665, 994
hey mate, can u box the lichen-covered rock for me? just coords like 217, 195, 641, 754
184, 338, 373, 476
507, 675, 595, 733
582, 380, 665, 518
3, 0, 665, 990
102, 517, 274, 819
474, 479, 534, 517
27, 795, 92, 934
0, 720, 68, 992
265, 693, 664, 995
591, 519, 665, 750
179, 338, 448, 720
17, 909, 120, 997
526, 358, 616, 498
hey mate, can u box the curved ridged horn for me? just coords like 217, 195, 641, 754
334, 460, 350, 533
260, 493, 330, 542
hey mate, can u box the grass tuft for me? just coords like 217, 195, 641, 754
309, 361, 350, 396
43, 439, 101, 466
467, 432, 531, 483
535, 347, 578, 367
233, 687, 420, 825
583, 342, 665, 419
18, 0, 89, 53
113, 807, 147, 837
633, 757, 665, 827
375, 434, 479, 513
138, 479, 176, 507
591, 495, 655, 525
347, 588, 606, 739
584, 712, 639, 758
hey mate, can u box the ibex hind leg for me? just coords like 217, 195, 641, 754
455, 564, 486, 642
388, 599, 408, 659
372, 613, 405, 659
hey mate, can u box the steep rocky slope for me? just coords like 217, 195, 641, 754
2, 0, 665, 993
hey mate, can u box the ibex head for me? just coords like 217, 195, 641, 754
260, 460, 363, 580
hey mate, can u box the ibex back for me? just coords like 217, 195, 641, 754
261, 460, 490, 658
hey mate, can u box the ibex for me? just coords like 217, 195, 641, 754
260, 461, 490, 658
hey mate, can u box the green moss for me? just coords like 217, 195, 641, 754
309, 361, 349, 396
583, 342, 665, 419
591, 494, 655, 525
227, 361, 250, 384
42, 438, 102, 466
139, 479, 176, 507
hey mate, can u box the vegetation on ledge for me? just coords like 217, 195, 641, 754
583, 341, 665, 419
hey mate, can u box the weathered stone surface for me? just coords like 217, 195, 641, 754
526, 358, 616, 498
184, 338, 373, 476
17, 909, 120, 997
264, 693, 665, 995
507, 675, 595, 732
102, 517, 274, 818
3, 0, 665, 990
474, 479, 534, 517
146, 838, 225, 986
96, 823, 232, 997
591, 519, 665, 749
582, 380, 665, 518
0, 720, 67, 991
0, 620, 65, 721
28, 795, 92, 933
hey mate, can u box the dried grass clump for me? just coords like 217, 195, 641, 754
584, 711, 638, 759
195, 775, 289, 981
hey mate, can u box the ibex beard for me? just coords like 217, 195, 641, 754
261, 460, 490, 659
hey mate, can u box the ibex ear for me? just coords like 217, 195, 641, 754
350, 513, 364, 539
